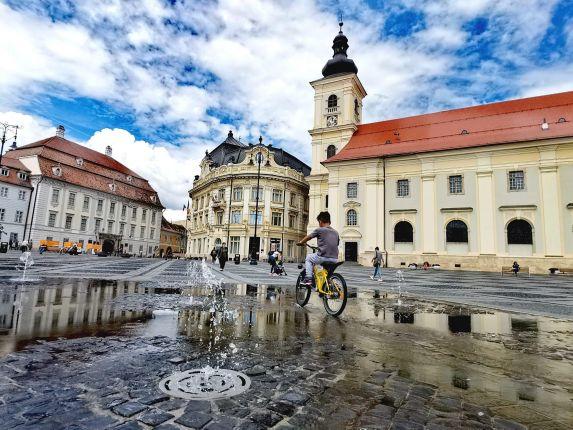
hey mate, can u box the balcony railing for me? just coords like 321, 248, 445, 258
326, 106, 339, 114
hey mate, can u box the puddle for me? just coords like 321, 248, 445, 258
0, 274, 571, 426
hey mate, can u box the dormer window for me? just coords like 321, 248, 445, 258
0, 168, 8, 176
126, 175, 133, 182
327, 94, 338, 108
150, 195, 157, 203
52, 166, 62, 177
18, 172, 28, 180
109, 183, 117, 192
76, 158, 84, 166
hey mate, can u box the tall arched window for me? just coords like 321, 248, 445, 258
328, 94, 338, 108
326, 145, 336, 158
394, 221, 413, 243
446, 220, 468, 243
346, 209, 357, 226
354, 98, 359, 115
507, 219, 533, 244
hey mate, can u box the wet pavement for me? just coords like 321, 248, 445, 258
0, 260, 571, 429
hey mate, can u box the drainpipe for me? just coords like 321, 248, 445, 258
27, 176, 43, 242
281, 179, 286, 252
383, 157, 388, 267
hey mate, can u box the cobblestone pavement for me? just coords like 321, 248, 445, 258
0, 255, 572, 429
1, 252, 571, 319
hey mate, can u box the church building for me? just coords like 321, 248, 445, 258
308, 23, 573, 274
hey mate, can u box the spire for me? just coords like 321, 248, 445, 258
321, 19, 358, 78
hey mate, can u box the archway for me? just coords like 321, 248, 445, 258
102, 239, 115, 255
445, 219, 469, 254
394, 220, 414, 252
506, 219, 533, 256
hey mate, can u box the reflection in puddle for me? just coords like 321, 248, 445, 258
0, 277, 572, 426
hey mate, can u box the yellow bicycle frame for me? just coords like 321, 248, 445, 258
313, 266, 329, 293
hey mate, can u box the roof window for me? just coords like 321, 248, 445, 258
109, 183, 117, 192
52, 166, 62, 177
0, 168, 8, 176
557, 117, 567, 123
150, 195, 157, 203
126, 175, 133, 182
76, 158, 84, 166
461, 129, 469, 135
541, 118, 549, 130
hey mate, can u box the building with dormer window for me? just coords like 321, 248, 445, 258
187, 131, 310, 261
0, 157, 32, 247
4, 126, 163, 255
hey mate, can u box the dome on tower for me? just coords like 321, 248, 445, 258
321, 21, 358, 78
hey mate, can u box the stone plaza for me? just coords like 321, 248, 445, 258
0, 253, 571, 429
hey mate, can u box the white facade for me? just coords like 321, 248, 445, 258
0, 171, 31, 246
26, 177, 161, 255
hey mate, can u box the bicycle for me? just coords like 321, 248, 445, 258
295, 244, 348, 316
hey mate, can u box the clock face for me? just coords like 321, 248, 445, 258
327, 115, 338, 127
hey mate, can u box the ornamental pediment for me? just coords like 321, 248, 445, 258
343, 200, 361, 208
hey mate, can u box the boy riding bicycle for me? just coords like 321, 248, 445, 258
297, 211, 339, 286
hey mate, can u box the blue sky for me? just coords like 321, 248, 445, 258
1, 0, 572, 216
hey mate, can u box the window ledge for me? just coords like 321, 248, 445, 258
389, 209, 417, 214
440, 207, 473, 213
499, 205, 537, 211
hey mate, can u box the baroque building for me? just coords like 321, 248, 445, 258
5, 126, 163, 255
159, 217, 186, 257
187, 131, 310, 261
309, 23, 573, 273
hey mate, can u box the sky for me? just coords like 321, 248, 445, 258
1, 0, 572, 221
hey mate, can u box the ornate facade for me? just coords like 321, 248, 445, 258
187, 131, 310, 262
308, 24, 573, 273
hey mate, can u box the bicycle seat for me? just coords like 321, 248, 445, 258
321, 261, 344, 274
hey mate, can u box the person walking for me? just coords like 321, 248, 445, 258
210, 247, 217, 264
370, 246, 383, 281
217, 242, 229, 271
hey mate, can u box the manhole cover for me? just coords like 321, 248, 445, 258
159, 368, 251, 400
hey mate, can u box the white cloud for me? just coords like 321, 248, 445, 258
0, 111, 55, 153
86, 128, 199, 212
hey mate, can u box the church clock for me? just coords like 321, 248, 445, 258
326, 115, 338, 127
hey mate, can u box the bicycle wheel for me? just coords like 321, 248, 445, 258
323, 273, 347, 316
295, 271, 311, 307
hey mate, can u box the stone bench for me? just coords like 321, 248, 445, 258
501, 266, 530, 277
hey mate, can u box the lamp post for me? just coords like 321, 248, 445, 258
0, 122, 19, 167
250, 136, 264, 265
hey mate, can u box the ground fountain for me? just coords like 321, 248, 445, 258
10, 251, 40, 282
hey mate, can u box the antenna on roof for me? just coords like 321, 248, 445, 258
338, 11, 343, 32
56, 125, 65, 138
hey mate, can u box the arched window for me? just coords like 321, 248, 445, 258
326, 145, 336, 158
327, 94, 338, 108
507, 219, 533, 244
354, 98, 359, 115
394, 221, 413, 243
446, 220, 468, 243
346, 209, 357, 226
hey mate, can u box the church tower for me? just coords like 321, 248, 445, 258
307, 21, 367, 230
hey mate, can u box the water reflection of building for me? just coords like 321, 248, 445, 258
0, 280, 151, 355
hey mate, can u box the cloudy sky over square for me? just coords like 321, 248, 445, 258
1, 0, 571, 218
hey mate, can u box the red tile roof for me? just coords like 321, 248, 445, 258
325, 91, 573, 163
5, 135, 163, 208
0, 157, 32, 188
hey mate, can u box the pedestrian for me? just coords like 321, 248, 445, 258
268, 250, 276, 274
370, 246, 383, 280
217, 242, 228, 271
512, 261, 520, 276
210, 247, 217, 264
8, 239, 13, 250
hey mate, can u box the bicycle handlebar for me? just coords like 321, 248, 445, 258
297, 243, 318, 251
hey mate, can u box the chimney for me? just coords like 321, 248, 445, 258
105, 145, 112, 157
56, 125, 65, 138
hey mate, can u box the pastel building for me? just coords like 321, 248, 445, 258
0, 157, 32, 246
5, 126, 163, 255
308, 24, 573, 273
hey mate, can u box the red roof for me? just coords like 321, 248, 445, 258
325, 91, 573, 162
0, 157, 32, 188
5, 135, 163, 208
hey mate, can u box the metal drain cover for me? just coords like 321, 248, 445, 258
159, 368, 251, 400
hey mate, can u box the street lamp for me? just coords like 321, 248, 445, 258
250, 136, 264, 265
0, 122, 19, 167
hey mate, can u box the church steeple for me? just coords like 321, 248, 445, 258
321, 20, 358, 77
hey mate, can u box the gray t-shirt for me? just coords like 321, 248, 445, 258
309, 226, 339, 259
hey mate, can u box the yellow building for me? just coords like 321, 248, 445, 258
159, 217, 186, 257
187, 131, 310, 262
308, 24, 573, 273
